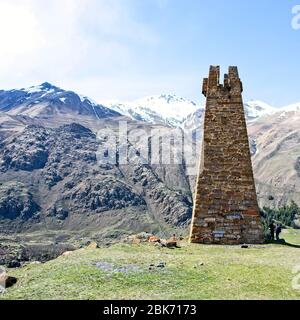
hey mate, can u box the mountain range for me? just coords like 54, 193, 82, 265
107, 95, 280, 129
0, 82, 299, 243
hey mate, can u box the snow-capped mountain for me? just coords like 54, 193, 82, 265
269, 101, 300, 121
182, 100, 277, 132
0, 82, 119, 120
0, 83, 294, 133
106, 95, 277, 131
281, 102, 300, 112
182, 108, 205, 130
107, 94, 201, 127
243, 100, 277, 121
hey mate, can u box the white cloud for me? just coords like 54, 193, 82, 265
0, 0, 160, 98
0, 1, 44, 69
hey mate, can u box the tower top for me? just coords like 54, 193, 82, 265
202, 65, 243, 97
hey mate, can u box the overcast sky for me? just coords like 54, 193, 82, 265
0, 0, 299, 106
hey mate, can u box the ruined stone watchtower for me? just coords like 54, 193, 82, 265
189, 66, 264, 244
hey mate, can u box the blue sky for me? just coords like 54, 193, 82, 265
0, 0, 299, 106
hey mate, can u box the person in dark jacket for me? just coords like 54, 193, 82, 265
269, 221, 275, 240
276, 223, 282, 241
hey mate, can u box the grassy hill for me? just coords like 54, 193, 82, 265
1, 229, 300, 300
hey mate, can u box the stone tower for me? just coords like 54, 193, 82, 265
189, 66, 264, 244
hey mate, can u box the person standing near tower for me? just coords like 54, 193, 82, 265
275, 223, 282, 241
269, 221, 275, 240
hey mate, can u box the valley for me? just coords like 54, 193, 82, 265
0, 82, 299, 244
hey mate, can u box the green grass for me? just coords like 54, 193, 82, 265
282, 228, 300, 245
2, 229, 300, 300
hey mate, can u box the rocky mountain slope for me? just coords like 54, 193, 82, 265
243, 100, 277, 122
0, 122, 192, 237
0, 84, 193, 241
0, 82, 118, 119
0, 82, 122, 139
0, 82, 299, 241
249, 108, 300, 209
107, 94, 300, 212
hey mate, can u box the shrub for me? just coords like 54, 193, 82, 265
260, 201, 300, 239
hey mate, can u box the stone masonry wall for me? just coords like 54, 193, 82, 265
189, 66, 264, 244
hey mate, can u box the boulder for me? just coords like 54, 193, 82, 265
149, 236, 160, 243
166, 240, 177, 248
166, 234, 178, 248
87, 242, 98, 249
62, 251, 73, 256
156, 262, 166, 268
0, 269, 17, 289
135, 232, 153, 241
126, 232, 154, 244
5, 275, 17, 288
